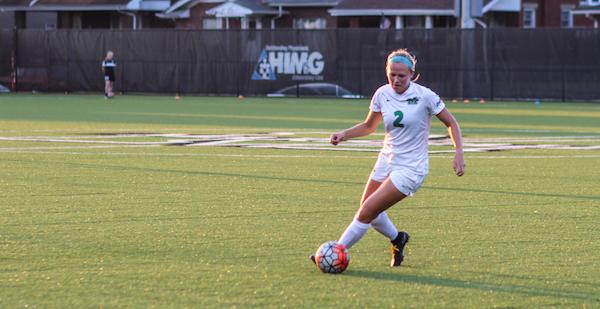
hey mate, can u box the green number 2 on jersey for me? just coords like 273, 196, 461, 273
393, 111, 405, 128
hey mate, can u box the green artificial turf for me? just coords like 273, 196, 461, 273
1, 94, 599, 308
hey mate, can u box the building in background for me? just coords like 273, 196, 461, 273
475, 0, 521, 27
0, 0, 173, 29
329, 0, 458, 29
1, 0, 598, 29
158, 0, 284, 29
267, 0, 339, 29
158, 0, 338, 29
572, 0, 600, 27
520, 0, 596, 28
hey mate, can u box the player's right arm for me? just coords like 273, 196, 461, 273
330, 110, 381, 145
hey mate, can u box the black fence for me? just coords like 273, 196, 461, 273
1, 28, 600, 100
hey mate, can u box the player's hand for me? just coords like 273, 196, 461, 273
330, 132, 346, 146
453, 151, 465, 176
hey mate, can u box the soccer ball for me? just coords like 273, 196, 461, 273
314, 241, 350, 274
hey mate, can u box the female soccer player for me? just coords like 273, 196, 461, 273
316, 49, 465, 267
102, 51, 116, 99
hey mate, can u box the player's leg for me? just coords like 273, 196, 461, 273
338, 178, 406, 250
384, 169, 426, 266
361, 178, 400, 240
362, 182, 407, 266
360, 177, 382, 205
108, 79, 114, 97
342, 168, 425, 266
337, 153, 403, 250
356, 178, 407, 223
104, 78, 109, 98
361, 155, 402, 241
360, 153, 389, 205
357, 178, 412, 267
310, 178, 385, 265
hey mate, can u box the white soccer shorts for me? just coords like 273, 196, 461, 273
370, 153, 426, 196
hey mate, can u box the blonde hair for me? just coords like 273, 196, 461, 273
386, 49, 419, 81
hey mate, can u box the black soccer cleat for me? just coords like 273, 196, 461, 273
390, 231, 410, 267
309, 254, 316, 265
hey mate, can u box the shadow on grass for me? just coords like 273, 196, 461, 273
1, 158, 363, 186
344, 270, 600, 301
421, 186, 600, 201
4, 158, 600, 201
461, 269, 600, 290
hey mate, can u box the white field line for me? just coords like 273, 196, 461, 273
2, 133, 600, 153
465, 135, 600, 140
4, 134, 600, 143
2, 128, 600, 136
179, 138, 260, 146
0, 145, 159, 151
8, 134, 600, 147
217, 144, 600, 152
0, 137, 166, 145
0, 128, 263, 133
6, 134, 161, 139
0, 150, 377, 158
1, 149, 600, 160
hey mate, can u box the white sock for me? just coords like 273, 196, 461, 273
370, 212, 399, 240
338, 219, 371, 249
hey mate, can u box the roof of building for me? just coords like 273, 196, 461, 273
206, 0, 283, 17
482, 0, 520, 13
0, 0, 168, 10
165, 0, 221, 14
0, 0, 34, 5
572, 5, 600, 15
37, 0, 128, 4
334, 0, 455, 10
236, 0, 280, 13
267, 0, 339, 7
329, 0, 457, 16
577, 3, 600, 10
165, 0, 286, 16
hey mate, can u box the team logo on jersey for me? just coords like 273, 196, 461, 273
407, 97, 419, 105
251, 45, 324, 81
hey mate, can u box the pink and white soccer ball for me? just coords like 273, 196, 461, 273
314, 241, 350, 274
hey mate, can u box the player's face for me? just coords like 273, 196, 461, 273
387, 62, 412, 94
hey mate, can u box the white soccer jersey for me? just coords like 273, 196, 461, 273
369, 82, 445, 175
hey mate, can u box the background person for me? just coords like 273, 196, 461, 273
102, 51, 116, 99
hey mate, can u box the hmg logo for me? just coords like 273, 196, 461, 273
252, 45, 324, 81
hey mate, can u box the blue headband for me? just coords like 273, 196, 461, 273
390, 55, 413, 70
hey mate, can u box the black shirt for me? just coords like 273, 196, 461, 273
102, 59, 116, 80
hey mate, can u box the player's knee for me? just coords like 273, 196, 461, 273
356, 206, 378, 224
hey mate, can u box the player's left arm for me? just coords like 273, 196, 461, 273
436, 108, 465, 176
